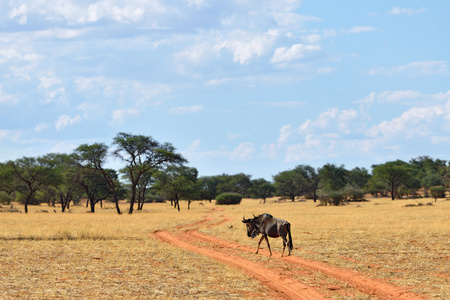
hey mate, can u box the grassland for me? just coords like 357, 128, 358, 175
0, 197, 448, 299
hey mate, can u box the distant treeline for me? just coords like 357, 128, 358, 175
0, 133, 448, 213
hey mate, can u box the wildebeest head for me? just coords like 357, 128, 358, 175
242, 214, 267, 239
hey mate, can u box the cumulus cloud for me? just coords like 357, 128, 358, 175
216, 29, 279, 64
230, 142, 256, 161
55, 114, 81, 131
278, 125, 292, 144
298, 108, 359, 135
271, 43, 320, 64
366, 106, 445, 139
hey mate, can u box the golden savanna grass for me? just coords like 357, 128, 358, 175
0, 197, 449, 299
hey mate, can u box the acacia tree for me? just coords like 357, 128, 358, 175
250, 178, 275, 204
293, 165, 322, 202
78, 167, 115, 213
217, 173, 252, 197
0, 163, 14, 195
154, 165, 199, 211
198, 176, 221, 202
273, 169, 303, 201
319, 163, 348, 192
121, 168, 155, 210
49, 153, 84, 212
372, 160, 416, 200
112, 132, 187, 214
75, 143, 122, 214
7, 155, 59, 213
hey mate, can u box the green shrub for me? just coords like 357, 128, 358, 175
328, 190, 346, 206
0, 191, 12, 205
215, 193, 242, 205
146, 194, 166, 203
429, 186, 446, 202
344, 186, 365, 202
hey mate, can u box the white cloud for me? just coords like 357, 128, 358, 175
368, 61, 449, 76
261, 143, 277, 159
55, 114, 81, 131
388, 7, 425, 16
366, 106, 445, 139
278, 125, 292, 144
216, 29, 279, 64
38, 73, 62, 89
111, 108, 139, 124
169, 105, 203, 115
8, 1, 152, 25
35, 122, 48, 132
0, 48, 39, 64
345, 26, 376, 34
0, 86, 16, 104
230, 142, 256, 161
271, 43, 320, 64
50, 141, 78, 154
298, 108, 359, 135
0, 130, 21, 142
36, 28, 85, 39
8, 3, 28, 24
285, 134, 338, 162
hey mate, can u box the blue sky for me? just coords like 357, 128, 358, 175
1, 1, 450, 180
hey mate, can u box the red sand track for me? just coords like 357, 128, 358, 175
151, 208, 428, 300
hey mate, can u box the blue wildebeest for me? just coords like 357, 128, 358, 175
242, 213, 293, 257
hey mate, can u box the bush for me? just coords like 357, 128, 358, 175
327, 190, 346, 206
429, 186, 446, 202
344, 186, 365, 202
318, 190, 346, 206
0, 191, 12, 205
146, 194, 166, 203
215, 193, 242, 205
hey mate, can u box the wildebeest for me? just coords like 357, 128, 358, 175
242, 213, 293, 257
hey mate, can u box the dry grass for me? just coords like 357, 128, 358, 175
0, 197, 449, 299
0, 202, 267, 299
202, 197, 450, 299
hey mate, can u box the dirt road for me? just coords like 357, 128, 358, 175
151, 208, 427, 300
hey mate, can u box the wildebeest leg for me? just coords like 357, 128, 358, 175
264, 235, 272, 256
281, 240, 286, 257
255, 235, 265, 254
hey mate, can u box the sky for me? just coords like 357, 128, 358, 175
1, 1, 450, 181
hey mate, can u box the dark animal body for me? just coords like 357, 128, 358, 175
242, 213, 293, 257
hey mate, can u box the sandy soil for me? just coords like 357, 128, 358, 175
151, 207, 429, 300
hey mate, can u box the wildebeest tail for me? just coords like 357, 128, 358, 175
287, 222, 293, 250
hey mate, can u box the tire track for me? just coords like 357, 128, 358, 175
151, 209, 428, 300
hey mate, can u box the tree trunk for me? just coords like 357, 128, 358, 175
24, 196, 30, 213
114, 196, 121, 214
90, 199, 96, 213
